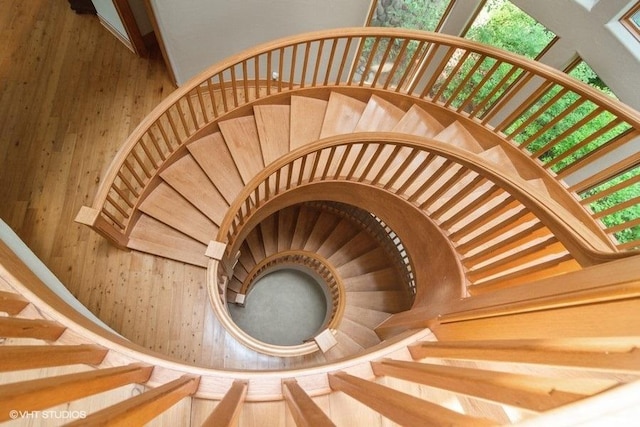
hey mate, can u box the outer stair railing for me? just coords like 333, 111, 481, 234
76, 28, 640, 253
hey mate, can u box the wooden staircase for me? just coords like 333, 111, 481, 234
2, 237, 639, 425
227, 203, 413, 359
9, 28, 639, 425
120, 91, 586, 296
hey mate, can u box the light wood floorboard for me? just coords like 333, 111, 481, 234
0, 0, 326, 370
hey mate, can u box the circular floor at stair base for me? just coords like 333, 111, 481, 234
227, 269, 329, 346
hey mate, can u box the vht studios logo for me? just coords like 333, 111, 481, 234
9, 410, 87, 420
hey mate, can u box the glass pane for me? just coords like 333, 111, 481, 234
369, 0, 453, 31
465, 0, 556, 59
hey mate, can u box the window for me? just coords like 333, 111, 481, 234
621, 1, 640, 41
465, 0, 556, 60
367, 0, 454, 32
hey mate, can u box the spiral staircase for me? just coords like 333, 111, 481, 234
2, 28, 640, 426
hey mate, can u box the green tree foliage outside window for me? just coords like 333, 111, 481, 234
363, 0, 638, 245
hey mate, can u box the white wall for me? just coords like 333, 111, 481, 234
148, 0, 372, 85
92, 0, 129, 41
512, 0, 640, 111
0, 219, 117, 332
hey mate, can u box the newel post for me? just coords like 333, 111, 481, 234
75, 206, 129, 249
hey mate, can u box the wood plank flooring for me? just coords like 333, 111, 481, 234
0, 0, 320, 370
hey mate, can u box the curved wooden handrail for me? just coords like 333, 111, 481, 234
0, 237, 433, 399
79, 28, 640, 251
217, 132, 636, 270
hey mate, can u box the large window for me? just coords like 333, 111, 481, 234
368, 0, 454, 32
465, 0, 556, 59
621, 1, 640, 41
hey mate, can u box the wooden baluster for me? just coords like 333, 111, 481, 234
328, 372, 494, 426
463, 223, 548, 266
456, 211, 537, 253
311, 39, 324, 87
254, 55, 261, 99
282, 380, 334, 427
407, 159, 454, 203
440, 184, 504, 229
530, 106, 606, 158
370, 37, 395, 88
370, 145, 403, 186
334, 37, 353, 85
449, 196, 520, 241
372, 359, 598, 412
195, 83, 209, 123
382, 148, 421, 190
0, 291, 29, 315
445, 53, 486, 108
230, 66, 239, 107
242, 60, 249, 103
0, 345, 108, 371
409, 339, 640, 373
68, 375, 200, 427
432, 50, 472, 103
419, 46, 456, 99
289, 44, 298, 90
430, 174, 485, 220
0, 318, 66, 340
504, 87, 569, 140
382, 38, 410, 90
201, 380, 247, 426
0, 364, 153, 421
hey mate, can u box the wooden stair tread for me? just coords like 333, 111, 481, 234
319, 92, 367, 138
434, 121, 484, 154
290, 205, 322, 250
160, 155, 228, 225
339, 316, 382, 348
342, 268, 400, 292
346, 290, 411, 313
254, 104, 291, 165
218, 116, 265, 183
276, 206, 298, 253
333, 246, 391, 276
354, 94, 405, 132
128, 214, 208, 267
259, 213, 278, 257
478, 145, 522, 178
527, 177, 553, 199
342, 305, 393, 330
303, 211, 343, 252
393, 104, 445, 137
138, 182, 218, 244
316, 218, 363, 259
324, 330, 365, 361
243, 230, 266, 265
290, 96, 327, 149
187, 133, 244, 204
326, 231, 379, 268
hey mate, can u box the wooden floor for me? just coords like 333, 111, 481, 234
0, 0, 324, 370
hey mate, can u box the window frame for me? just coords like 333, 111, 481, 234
620, 1, 640, 42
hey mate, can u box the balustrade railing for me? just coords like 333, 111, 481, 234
81, 28, 640, 252
306, 201, 416, 296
